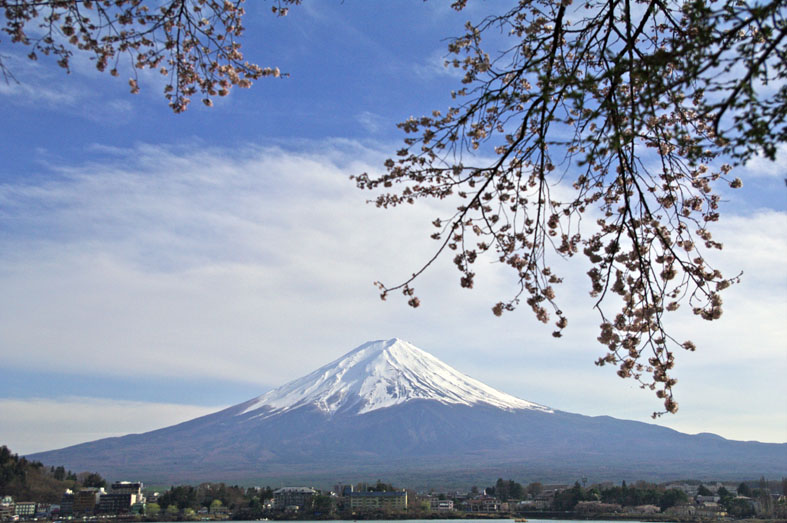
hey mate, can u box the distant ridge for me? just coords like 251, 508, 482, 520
28, 338, 787, 485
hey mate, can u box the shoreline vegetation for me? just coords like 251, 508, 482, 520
12, 517, 787, 522
2, 447, 785, 523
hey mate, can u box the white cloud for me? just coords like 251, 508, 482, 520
0, 140, 784, 446
741, 143, 787, 178
0, 398, 217, 455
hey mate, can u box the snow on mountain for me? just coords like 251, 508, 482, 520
240, 338, 552, 418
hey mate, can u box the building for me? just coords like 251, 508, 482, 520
429, 499, 454, 511
13, 502, 36, 519
462, 497, 501, 512
59, 491, 74, 516
273, 487, 317, 511
0, 497, 14, 521
696, 501, 727, 518
98, 494, 134, 514
209, 504, 230, 517
34, 503, 53, 519
97, 481, 145, 514
336, 484, 354, 497
348, 491, 407, 512
73, 488, 102, 514
111, 481, 144, 500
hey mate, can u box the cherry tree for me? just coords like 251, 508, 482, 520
1, 0, 300, 112
354, 0, 785, 414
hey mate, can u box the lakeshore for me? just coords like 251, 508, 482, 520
14, 515, 787, 523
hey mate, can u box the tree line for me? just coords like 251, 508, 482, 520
0, 445, 106, 503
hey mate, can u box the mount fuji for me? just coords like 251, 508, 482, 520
29, 338, 786, 485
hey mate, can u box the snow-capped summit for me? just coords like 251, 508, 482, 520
240, 338, 551, 417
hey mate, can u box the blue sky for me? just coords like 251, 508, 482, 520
1, 1, 785, 456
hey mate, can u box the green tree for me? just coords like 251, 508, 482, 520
146, 503, 161, 517
368, 480, 395, 492
493, 478, 507, 500
728, 497, 756, 518
758, 476, 773, 515
53, 466, 65, 481
697, 484, 713, 496
80, 472, 106, 488
0, 446, 79, 502
526, 482, 543, 498
312, 494, 333, 515
491, 478, 525, 501
660, 488, 688, 510
553, 482, 585, 511
738, 482, 753, 497
508, 480, 525, 500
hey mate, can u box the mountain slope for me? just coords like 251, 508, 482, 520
28, 338, 787, 484
240, 338, 550, 417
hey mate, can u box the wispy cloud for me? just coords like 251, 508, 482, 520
0, 55, 82, 106
413, 48, 464, 81
0, 51, 137, 121
356, 111, 388, 134
0, 397, 217, 455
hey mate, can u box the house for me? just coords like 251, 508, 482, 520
209, 505, 230, 517
462, 497, 501, 512
429, 499, 454, 511
696, 501, 727, 518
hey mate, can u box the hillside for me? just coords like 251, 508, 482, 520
0, 445, 105, 502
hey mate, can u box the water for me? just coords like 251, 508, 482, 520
225, 520, 663, 523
